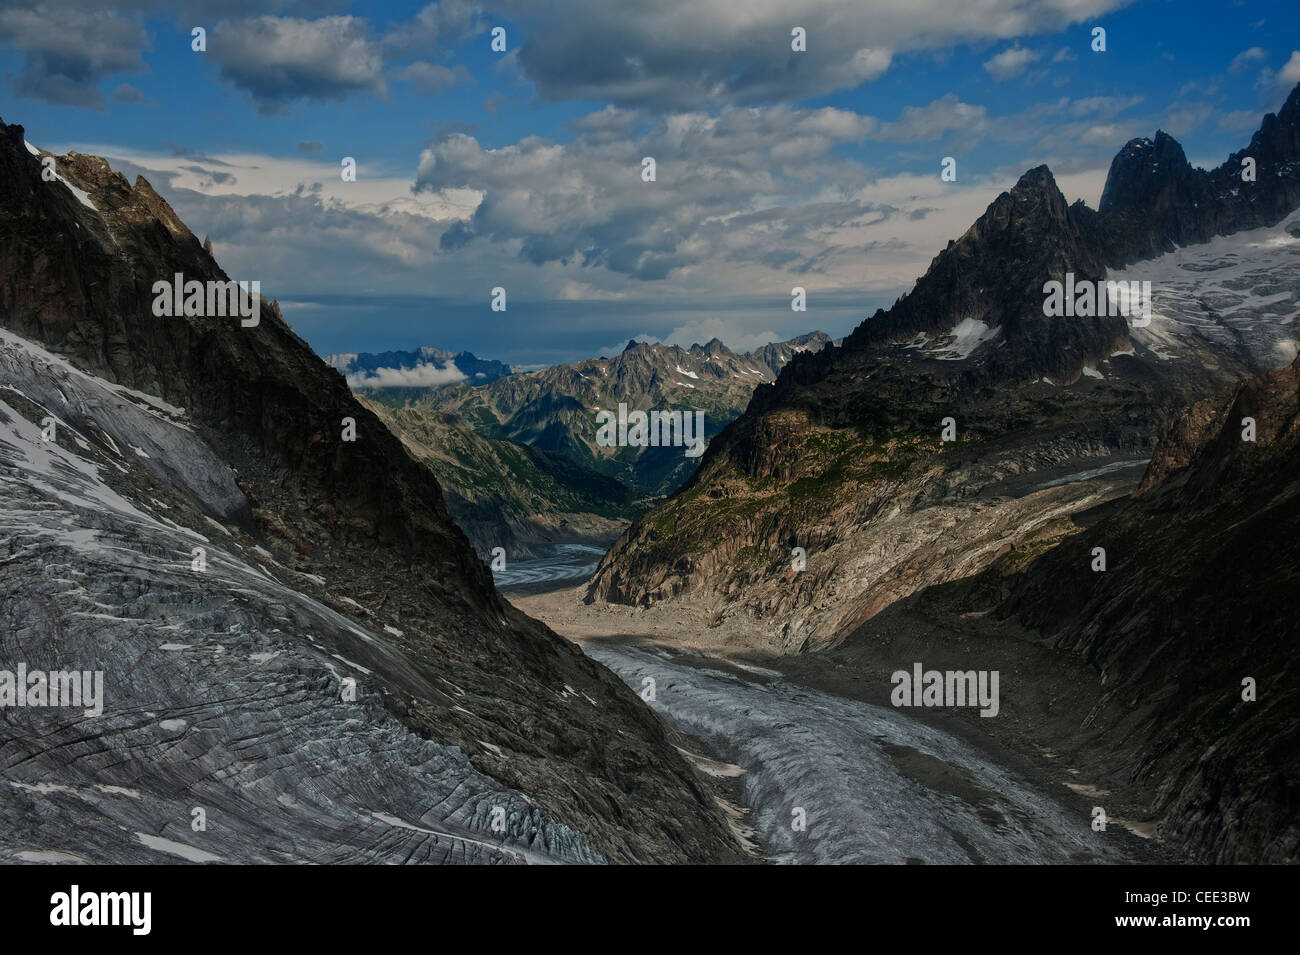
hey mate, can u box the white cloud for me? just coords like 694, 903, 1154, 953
346, 362, 466, 388
880, 94, 988, 141
72, 143, 480, 221
663, 318, 781, 353
495, 0, 1128, 108
210, 16, 386, 113
1281, 50, 1300, 85
984, 46, 1041, 81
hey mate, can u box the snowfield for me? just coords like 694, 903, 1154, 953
1119, 209, 1300, 369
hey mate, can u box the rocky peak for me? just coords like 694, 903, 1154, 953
839, 159, 1117, 381
1095, 84, 1300, 266
1099, 129, 1195, 215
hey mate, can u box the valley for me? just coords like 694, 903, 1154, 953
3, 77, 1297, 870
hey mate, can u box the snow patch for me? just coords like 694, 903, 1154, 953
135, 832, 222, 863
932, 319, 999, 360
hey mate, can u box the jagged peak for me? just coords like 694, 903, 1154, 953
1010, 163, 1058, 195
1279, 80, 1300, 120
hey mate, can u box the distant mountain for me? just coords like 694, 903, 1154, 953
360, 398, 649, 560
397, 331, 833, 495
0, 118, 744, 863
325, 346, 514, 391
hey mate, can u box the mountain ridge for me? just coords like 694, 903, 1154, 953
410, 329, 834, 495
0, 117, 745, 863
589, 84, 1300, 632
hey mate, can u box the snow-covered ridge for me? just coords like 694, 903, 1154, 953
1117, 209, 1300, 369
24, 141, 96, 212
897, 319, 1000, 361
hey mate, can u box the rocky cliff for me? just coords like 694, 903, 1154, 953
0, 118, 744, 864
988, 354, 1300, 863
361, 398, 647, 560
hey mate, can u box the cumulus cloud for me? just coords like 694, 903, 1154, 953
1281, 50, 1300, 85
381, 0, 484, 58
663, 318, 781, 353
413, 104, 881, 281
394, 61, 471, 96
493, 0, 1126, 109
880, 94, 988, 141
0, 4, 148, 108
111, 82, 154, 104
983, 45, 1041, 81
209, 15, 386, 113
347, 361, 466, 388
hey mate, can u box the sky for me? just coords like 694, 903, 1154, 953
2, 0, 1298, 366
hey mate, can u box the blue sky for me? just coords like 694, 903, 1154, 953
2, 0, 1298, 365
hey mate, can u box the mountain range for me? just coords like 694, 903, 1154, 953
3, 81, 1296, 868
396, 332, 834, 496
360, 397, 648, 560
338, 334, 831, 557
585, 84, 1300, 863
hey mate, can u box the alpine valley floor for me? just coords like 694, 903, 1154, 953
515, 586, 1175, 864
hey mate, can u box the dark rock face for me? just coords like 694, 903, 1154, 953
1096, 85, 1300, 266
0, 118, 745, 864
994, 355, 1300, 863
594, 84, 1300, 617
360, 398, 646, 561
837, 164, 1123, 385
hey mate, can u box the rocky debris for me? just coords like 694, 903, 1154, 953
0, 118, 746, 864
